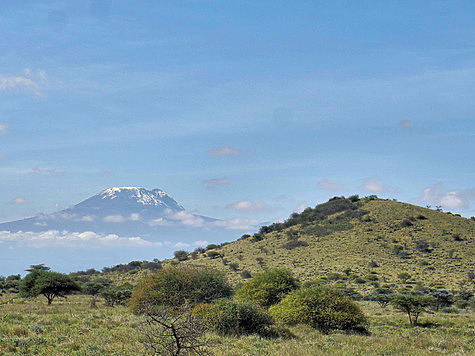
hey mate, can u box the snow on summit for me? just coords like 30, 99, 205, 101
98, 187, 178, 207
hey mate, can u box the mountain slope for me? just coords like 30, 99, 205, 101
176, 196, 475, 289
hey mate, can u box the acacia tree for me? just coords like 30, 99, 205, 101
20, 270, 80, 305
392, 293, 433, 326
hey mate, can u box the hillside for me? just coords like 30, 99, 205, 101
174, 196, 475, 290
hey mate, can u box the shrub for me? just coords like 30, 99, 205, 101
269, 286, 367, 332
284, 239, 309, 250
348, 194, 359, 203
173, 250, 189, 261
368, 286, 394, 307
100, 283, 134, 307
193, 300, 273, 336
241, 270, 252, 279
235, 268, 299, 307
206, 251, 221, 259
229, 263, 239, 272
400, 218, 415, 228
398, 272, 411, 283
415, 239, 431, 252
128, 267, 232, 312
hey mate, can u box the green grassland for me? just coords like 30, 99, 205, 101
175, 198, 474, 290
0, 294, 473, 355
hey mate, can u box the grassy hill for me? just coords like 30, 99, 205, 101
173, 196, 474, 290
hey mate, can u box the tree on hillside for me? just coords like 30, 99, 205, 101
20, 270, 80, 305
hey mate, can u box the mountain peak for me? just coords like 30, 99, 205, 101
70, 186, 185, 213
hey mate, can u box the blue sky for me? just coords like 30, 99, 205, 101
1, 0, 474, 225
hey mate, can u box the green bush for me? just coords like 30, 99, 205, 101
193, 300, 273, 336
235, 268, 299, 307
128, 267, 232, 312
100, 283, 134, 307
173, 250, 189, 261
269, 286, 367, 332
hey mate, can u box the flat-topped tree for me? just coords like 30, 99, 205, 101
20, 268, 80, 305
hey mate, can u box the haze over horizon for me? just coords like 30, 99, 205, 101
0, 1, 474, 273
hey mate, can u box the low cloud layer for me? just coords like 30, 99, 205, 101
169, 211, 204, 227
103, 213, 141, 223
207, 146, 242, 156
0, 230, 160, 248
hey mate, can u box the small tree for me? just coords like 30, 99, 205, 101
429, 289, 454, 312
20, 270, 80, 305
84, 281, 110, 308
392, 293, 433, 326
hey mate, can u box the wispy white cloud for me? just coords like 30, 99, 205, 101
194, 240, 208, 246
0, 69, 47, 97
202, 177, 231, 187
400, 120, 412, 130
0, 230, 160, 248
225, 200, 266, 212
294, 202, 308, 213
207, 146, 242, 156
318, 179, 346, 191
10, 197, 28, 205
31, 167, 57, 175
361, 178, 396, 193
148, 217, 170, 226
174, 242, 191, 248
214, 218, 259, 230
0, 123, 7, 134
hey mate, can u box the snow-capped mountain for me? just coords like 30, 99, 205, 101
0, 187, 258, 275
0, 187, 215, 234
72, 187, 185, 218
